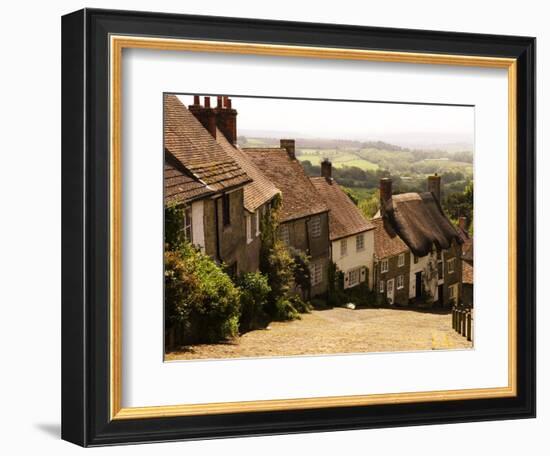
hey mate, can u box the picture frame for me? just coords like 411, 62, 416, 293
61, 8, 536, 447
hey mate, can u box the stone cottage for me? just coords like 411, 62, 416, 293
310, 159, 376, 290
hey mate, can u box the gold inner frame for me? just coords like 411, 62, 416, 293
109, 35, 517, 420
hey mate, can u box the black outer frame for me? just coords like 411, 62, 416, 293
61, 8, 536, 447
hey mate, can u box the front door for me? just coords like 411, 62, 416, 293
415, 272, 422, 299
386, 278, 395, 305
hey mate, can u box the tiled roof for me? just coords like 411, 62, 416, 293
243, 148, 328, 222
164, 95, 251, 202
463, 261, 474, 285
164, 151, 214, 204
371, 217, 409, 259
382, 192, 463, 257
310, 177, 375, 241
215, 131, 280, 212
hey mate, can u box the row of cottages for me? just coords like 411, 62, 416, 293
371, 176, 464, 306
164, 93, 465, 306
164, 94, 279, 276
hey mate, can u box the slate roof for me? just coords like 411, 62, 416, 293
382, 192, 463, 257
164, 94, 251, 204
164, 150, 214, 204
215, 130, 280, 213
243, 148, 328, 222
371, 217, 409, 259
310, 177, 375, 241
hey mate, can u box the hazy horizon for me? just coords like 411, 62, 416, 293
177, 94, 474, 152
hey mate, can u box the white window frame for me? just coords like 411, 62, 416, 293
340, 238, 348, 257
397, 274, 404, 289
356, 233, 365, 251
449, 284, 456, 298
380, 258, 389, 273
183, 206, 193, 243
447, 257, 455, 273
310, 216, 321, 238
310, 262, 323, 287
348, 268, 361, 287
398, 253, 405, 267
379, 280, 385, 293
245, 214, 253, 244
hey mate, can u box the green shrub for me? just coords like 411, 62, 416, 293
236, 272, 271, 333
288, 294, 312, 313
165, 242, 241, 346
274, 297, 300, 321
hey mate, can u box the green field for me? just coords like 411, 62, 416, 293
297, 149, 379, 170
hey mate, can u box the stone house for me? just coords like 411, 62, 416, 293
371, 217, 411, 306
164, 94, 259, 275
373, 176, 463, 306
244, 142, 331, 298
310, 160, 376, 290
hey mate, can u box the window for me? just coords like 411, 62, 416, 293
340, 238, 348, 257
356, 233, 365, 251
183, 207, 192, 242
280, 225, 290, 245
310, 216, 321, 238
397, 274, 404, 289
380, 258, 389, 273
310, 262, 323, 287
379, 280, 385, 293
255, 210, 261, 235
447, 258, 456, 273
246, 215, 253, 244
437, 250, 442, 260
398, 253, 405, 267
222, 193, 231, 226
348, 268, 360, 287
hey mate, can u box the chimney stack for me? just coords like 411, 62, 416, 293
458, 216, 467, 231
215, 96, 238, 144
321, 159, 332, 180
428, 174, 441, 202
189, 96, 217, 139
379, 178, 392, 214
280, 139, 295, 160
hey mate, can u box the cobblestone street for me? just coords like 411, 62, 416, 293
165, 307, 473, 361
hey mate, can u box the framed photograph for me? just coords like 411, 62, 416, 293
62, 8, 535, 447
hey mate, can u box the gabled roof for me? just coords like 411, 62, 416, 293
243, 148, 328, 222
382, 192, 462, 257
215, 130, 280, 213
310, 177, 375, 241
371, 217, 409, 259
164, 95, 251, 203
164, 150, 214, 204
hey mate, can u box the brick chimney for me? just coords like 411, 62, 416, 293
215, 96, 238, 144
458, 216, 468, 232
280, 139, 295, 160
321, 159, 332, 180
188, 96, 217, 138
379, 178, 392, 214
428, 174, 441, 202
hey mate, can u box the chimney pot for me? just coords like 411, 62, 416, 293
458, 216, 467, 230
217, 96, 223, 108
280, 139, 296, 160
321, 159, 332, 180
204, 96, 211, 108
428, 174, 441, 202
193, 95, 200, 105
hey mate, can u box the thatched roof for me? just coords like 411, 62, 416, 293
382, 192, 462, 257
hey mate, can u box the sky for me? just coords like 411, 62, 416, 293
177, 94, 474, 150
